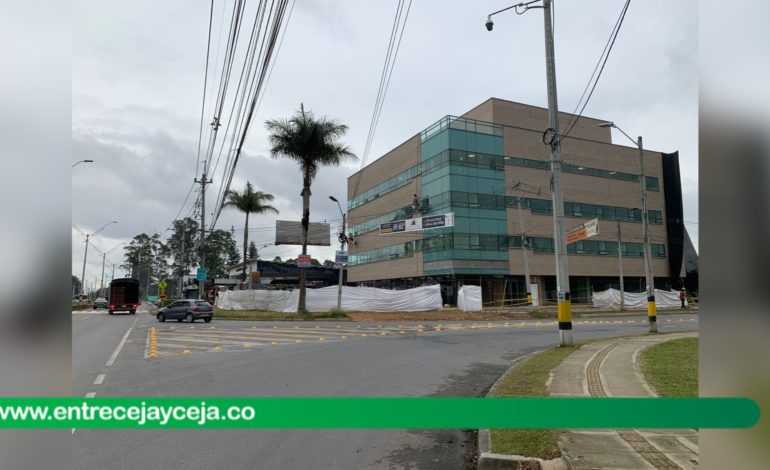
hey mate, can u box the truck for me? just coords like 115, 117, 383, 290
109, 278, 140, 315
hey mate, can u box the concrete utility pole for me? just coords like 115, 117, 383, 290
195, 161, 212, 300
598, 123, 657, 332
617, 222, 625, 310
329, 196, 347, 312
486, 0, 572, 346
512, 184, 533, 311
541, 0, 572, 346
637, 135, 657, 332
100, 253, 106, 294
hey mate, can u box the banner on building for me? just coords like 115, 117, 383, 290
380, 213, 454, 234
275, 221, 331, 246
566, 218, 599, 244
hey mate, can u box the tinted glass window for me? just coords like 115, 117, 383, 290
195, 301, 210, 307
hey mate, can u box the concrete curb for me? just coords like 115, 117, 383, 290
477, 349, 571, 470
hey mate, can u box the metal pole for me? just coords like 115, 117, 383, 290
336, 213, 346, 311
617, 222, 625, 310
514, 194, 533, 311
100, 252, 106, 295
638, 136, 657, 332
196, 164, 210, 300
542, 0, 572, 346
80, 234, 90, 297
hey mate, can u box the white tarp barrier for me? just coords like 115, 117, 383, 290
591, 288, 687, 310
457, 285, 482, 312
216, 284, 443, 312
216, 289, 298, 312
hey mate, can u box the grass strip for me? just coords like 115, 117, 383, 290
490, 345, 579, 459
639, 337, 698, 397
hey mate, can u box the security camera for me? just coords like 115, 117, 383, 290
485, 17, 494, 31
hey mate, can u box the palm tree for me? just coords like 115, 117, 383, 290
223, 182, 279, 288
266, 104, 357, 311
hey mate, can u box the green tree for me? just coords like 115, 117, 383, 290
166, 218, 200, 281
248, 241, 259, 263
223, 181, 278, 284
266, 104, 357, 311
203, 229, 241, 280
122, 233, 167, 297
273, 256, 282, 262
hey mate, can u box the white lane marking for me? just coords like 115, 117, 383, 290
73, 392, 97, 434
105, 317, 138, 368
93, 374, 106, 385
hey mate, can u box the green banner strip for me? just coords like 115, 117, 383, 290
0, 397, 759, 429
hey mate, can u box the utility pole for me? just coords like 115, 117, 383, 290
100, 252, 106, 295
81, 234, 90, 297
485, 0, 571, 345
541, 0, 572, 346
637, 136, 657, 332
336, 213, 347, 311
617, 222, 625, 310
512, 184, 533, 311
195, 162, 212, 300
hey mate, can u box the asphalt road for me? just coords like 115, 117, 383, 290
71, 309, 698, 470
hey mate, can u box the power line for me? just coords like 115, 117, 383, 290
561, 0, 631, 141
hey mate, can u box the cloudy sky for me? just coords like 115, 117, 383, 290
72, 0, 697, 288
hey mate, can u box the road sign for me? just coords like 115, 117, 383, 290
380, 213, 455, 234
566, 218, 599, 244
335, 251, 348, 264
158, 279, 167, 290
297, 255, 312, 267
159, 293, 167, 301
196, 268, 208, 281
147, 295, 158, 302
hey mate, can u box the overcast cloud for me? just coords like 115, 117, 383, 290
72, 0, 698, 286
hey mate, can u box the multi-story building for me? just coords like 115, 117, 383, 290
346, 98, 691, 306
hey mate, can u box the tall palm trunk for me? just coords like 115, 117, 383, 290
298, 169, 311, 312
242, 213, 249, 288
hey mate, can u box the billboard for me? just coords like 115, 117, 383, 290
380, 213, 454, 234
566, 218, 599, 244
275, 221, 331, 246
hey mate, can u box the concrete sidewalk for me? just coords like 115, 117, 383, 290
550, 333, 699, 470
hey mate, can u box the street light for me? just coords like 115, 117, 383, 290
598, 121, 657, 332
93, 242, 126, 295
74, 221, 118, 299
72, 159, 94, 167
329, 196, 347, 312
487, 0, 573, 346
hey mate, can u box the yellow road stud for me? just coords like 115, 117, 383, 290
243, 343, 252, 349
271, 341, 278, 346
319, 337, 325, 341
399, 331, 406, 334
295, 339, 303, 343
182, 350, 192, 355
380, 332, 387, 336
341, 336, 348, 339
214, 347, 223, 352
361, 334, 368, 337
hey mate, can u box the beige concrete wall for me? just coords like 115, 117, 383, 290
347, 134, 420, 199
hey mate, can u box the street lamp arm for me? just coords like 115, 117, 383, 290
601, 122, 637, 147
92, 220, 118, 237
488, 0, 541, 18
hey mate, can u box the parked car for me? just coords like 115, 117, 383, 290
156, 300, 214, 323
93, 297, 109, 309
